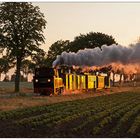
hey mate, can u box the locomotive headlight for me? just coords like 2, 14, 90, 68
35, 79, 38, 82
48, 79, 51, 82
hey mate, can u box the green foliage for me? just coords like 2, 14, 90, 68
31, 48, 47, 67
69, 32, 117, 53
20, 59, 32, 79
0, 2, 46, 57
47, 32, 117, 66
0, 55, 14, 81
46, 40, 70, 66
0, 92, 140, 137
0, 2, 47, 92
111, 104, 140, 137
0, 56, 14, 74
127, 114, 140, 137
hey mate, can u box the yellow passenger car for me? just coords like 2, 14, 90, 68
97, 76, 105, 89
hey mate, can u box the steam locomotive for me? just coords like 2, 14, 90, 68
33, 66, 110, 95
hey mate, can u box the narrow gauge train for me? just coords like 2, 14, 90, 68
33, 66, 110, 95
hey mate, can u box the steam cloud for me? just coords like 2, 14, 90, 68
53, 43, 140, 67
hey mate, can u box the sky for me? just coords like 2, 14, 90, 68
33, 2, 140, 53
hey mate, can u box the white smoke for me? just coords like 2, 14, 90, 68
53, 43, 140, 67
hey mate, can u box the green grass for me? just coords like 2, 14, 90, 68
0, 82, 33, 94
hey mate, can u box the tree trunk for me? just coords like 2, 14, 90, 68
15, 58, 21, 92
26, 73, 28, 82
119, 73, 123, 86
113, 72, 115, 86
3, 73, 7, 82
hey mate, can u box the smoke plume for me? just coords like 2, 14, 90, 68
53, 43, 140, 67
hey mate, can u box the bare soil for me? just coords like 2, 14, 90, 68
0, 84, 139, 111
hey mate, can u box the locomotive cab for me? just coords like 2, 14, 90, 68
33, 67, 64, 95
33, 67, 55, 95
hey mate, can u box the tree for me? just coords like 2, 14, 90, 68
47, 32, 117, 67
20, 49, 47, 78
116, 68, 124, 86
46, 40, 70, 67
0, 58, 5, 81
3, 75, 10, 82
0, 56, 14, 81
28, 61, 36, 75
112, 70, 116, 86
69, 32, 117, 52
32, 48, 47, 67
0, 2, 46, 92
21, 59, 32, 81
